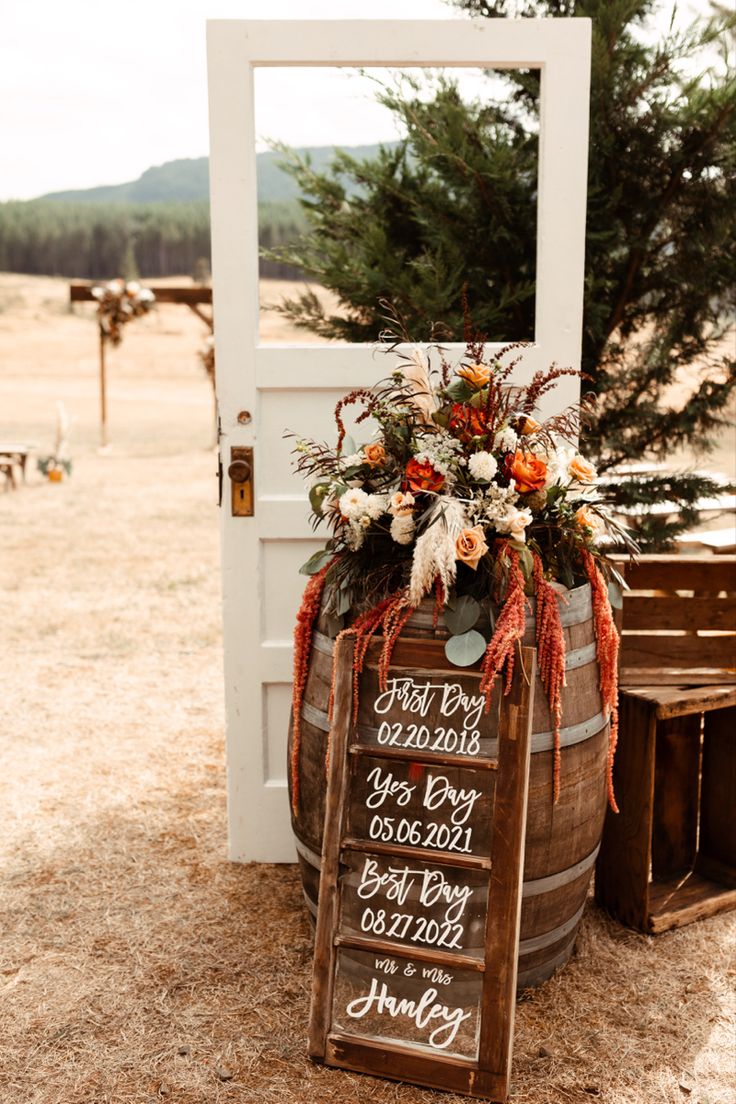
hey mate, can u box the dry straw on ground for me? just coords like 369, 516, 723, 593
0, 275, 734, 1104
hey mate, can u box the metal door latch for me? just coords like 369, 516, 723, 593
228, 446, 254, 516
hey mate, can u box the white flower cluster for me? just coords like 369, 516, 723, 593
467, 450, 498, 482
387, 491, 416, 544
390, 515, 415, 545
493, 425, 518, 453
344, 521, 367, 551
414, 431, 465, 477
339, 488, 387, 522
470, 483, 520, 526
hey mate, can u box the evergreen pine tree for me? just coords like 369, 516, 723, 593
267, 1, 736, 548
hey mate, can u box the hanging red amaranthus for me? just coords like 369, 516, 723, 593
533, 552, 567, 803
332, 590, 414, 725
432, 576, 444, 629
479, 546, 528, 710
290, 562, 333, 816
581, 550, 620, 813
325, 589, 415, 773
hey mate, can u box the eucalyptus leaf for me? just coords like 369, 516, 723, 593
607, 581, 624, 610
336, 587, 353, 616
298, 549, 332, 576
325, 612, 344, 638
445, 379, 473, 402
443, 595, 481, 635
342, 434, 356, 455
308, 483, 328, 515
508, 540, 534, 581
444, 629, 487, 668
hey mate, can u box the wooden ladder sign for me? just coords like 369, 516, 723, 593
309, 635, 536, 1101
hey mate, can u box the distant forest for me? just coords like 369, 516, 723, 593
0, 199, 306, 281
0, 149, 382, 281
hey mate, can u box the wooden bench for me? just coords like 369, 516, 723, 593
595, 554, 736, 933
0, 443, 35, 490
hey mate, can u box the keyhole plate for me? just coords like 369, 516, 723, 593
230, 445, 254, 517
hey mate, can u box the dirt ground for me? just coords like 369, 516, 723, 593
0, 274, 734, 1104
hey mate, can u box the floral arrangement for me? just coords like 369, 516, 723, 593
37, 401, 72, 482
290, 325, 633, 811
91, 279, 155, 345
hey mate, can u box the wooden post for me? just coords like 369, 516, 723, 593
99, 327, 108, 448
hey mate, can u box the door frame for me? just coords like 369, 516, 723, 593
207, 18, 591, 862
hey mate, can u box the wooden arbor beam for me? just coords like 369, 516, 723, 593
69, 282, 215, 446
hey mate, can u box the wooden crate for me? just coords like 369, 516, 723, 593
596, 555, 736, 933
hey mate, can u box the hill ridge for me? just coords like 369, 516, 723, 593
38, 146, 393, 205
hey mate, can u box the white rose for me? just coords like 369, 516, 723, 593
496, 506, 533, 541
339, 488, 370, 520
468, 451, 498, 482
390, 514, 416, 545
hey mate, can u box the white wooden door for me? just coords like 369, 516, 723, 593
207, 18, 591, 862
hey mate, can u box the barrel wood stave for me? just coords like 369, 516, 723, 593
288, 584, 607, 990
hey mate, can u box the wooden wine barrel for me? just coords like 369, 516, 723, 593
288, 583, 608, 990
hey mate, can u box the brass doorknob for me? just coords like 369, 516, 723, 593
228, 459, 251, 482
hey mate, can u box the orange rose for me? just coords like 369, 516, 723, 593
457, 362, 491, 389
568, 454, 597, 484
448, 403, 492, 443
455, 526, 489, 570
574, 506, 605, 537
517, 415, 540, 435
405, 457, 445, 494
363, 442, 386, 467
505, 450, 548, 494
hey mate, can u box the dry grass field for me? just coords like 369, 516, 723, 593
0, 274, 734, 1104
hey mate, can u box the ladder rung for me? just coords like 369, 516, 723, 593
341, 837, 492, 871
348, 744, 498, 771
334, 932, 485, 973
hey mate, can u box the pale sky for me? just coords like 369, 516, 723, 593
0, 0, 714, 201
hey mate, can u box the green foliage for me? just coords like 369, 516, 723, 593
269, 1, 736, 548
265, 91, 538, 343
599, 470, 730, 547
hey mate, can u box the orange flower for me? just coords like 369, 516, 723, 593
389, 491, 415, 516
363, 442, 386, 467
575, 506, 605, 538
405, 457, 445, 494
457, 362, 491, 389
448, 403, 492, 442
517, 415, 540, 435
455, 526, 489, 570
505, 450, 548, 494
568, 454, 597, 484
